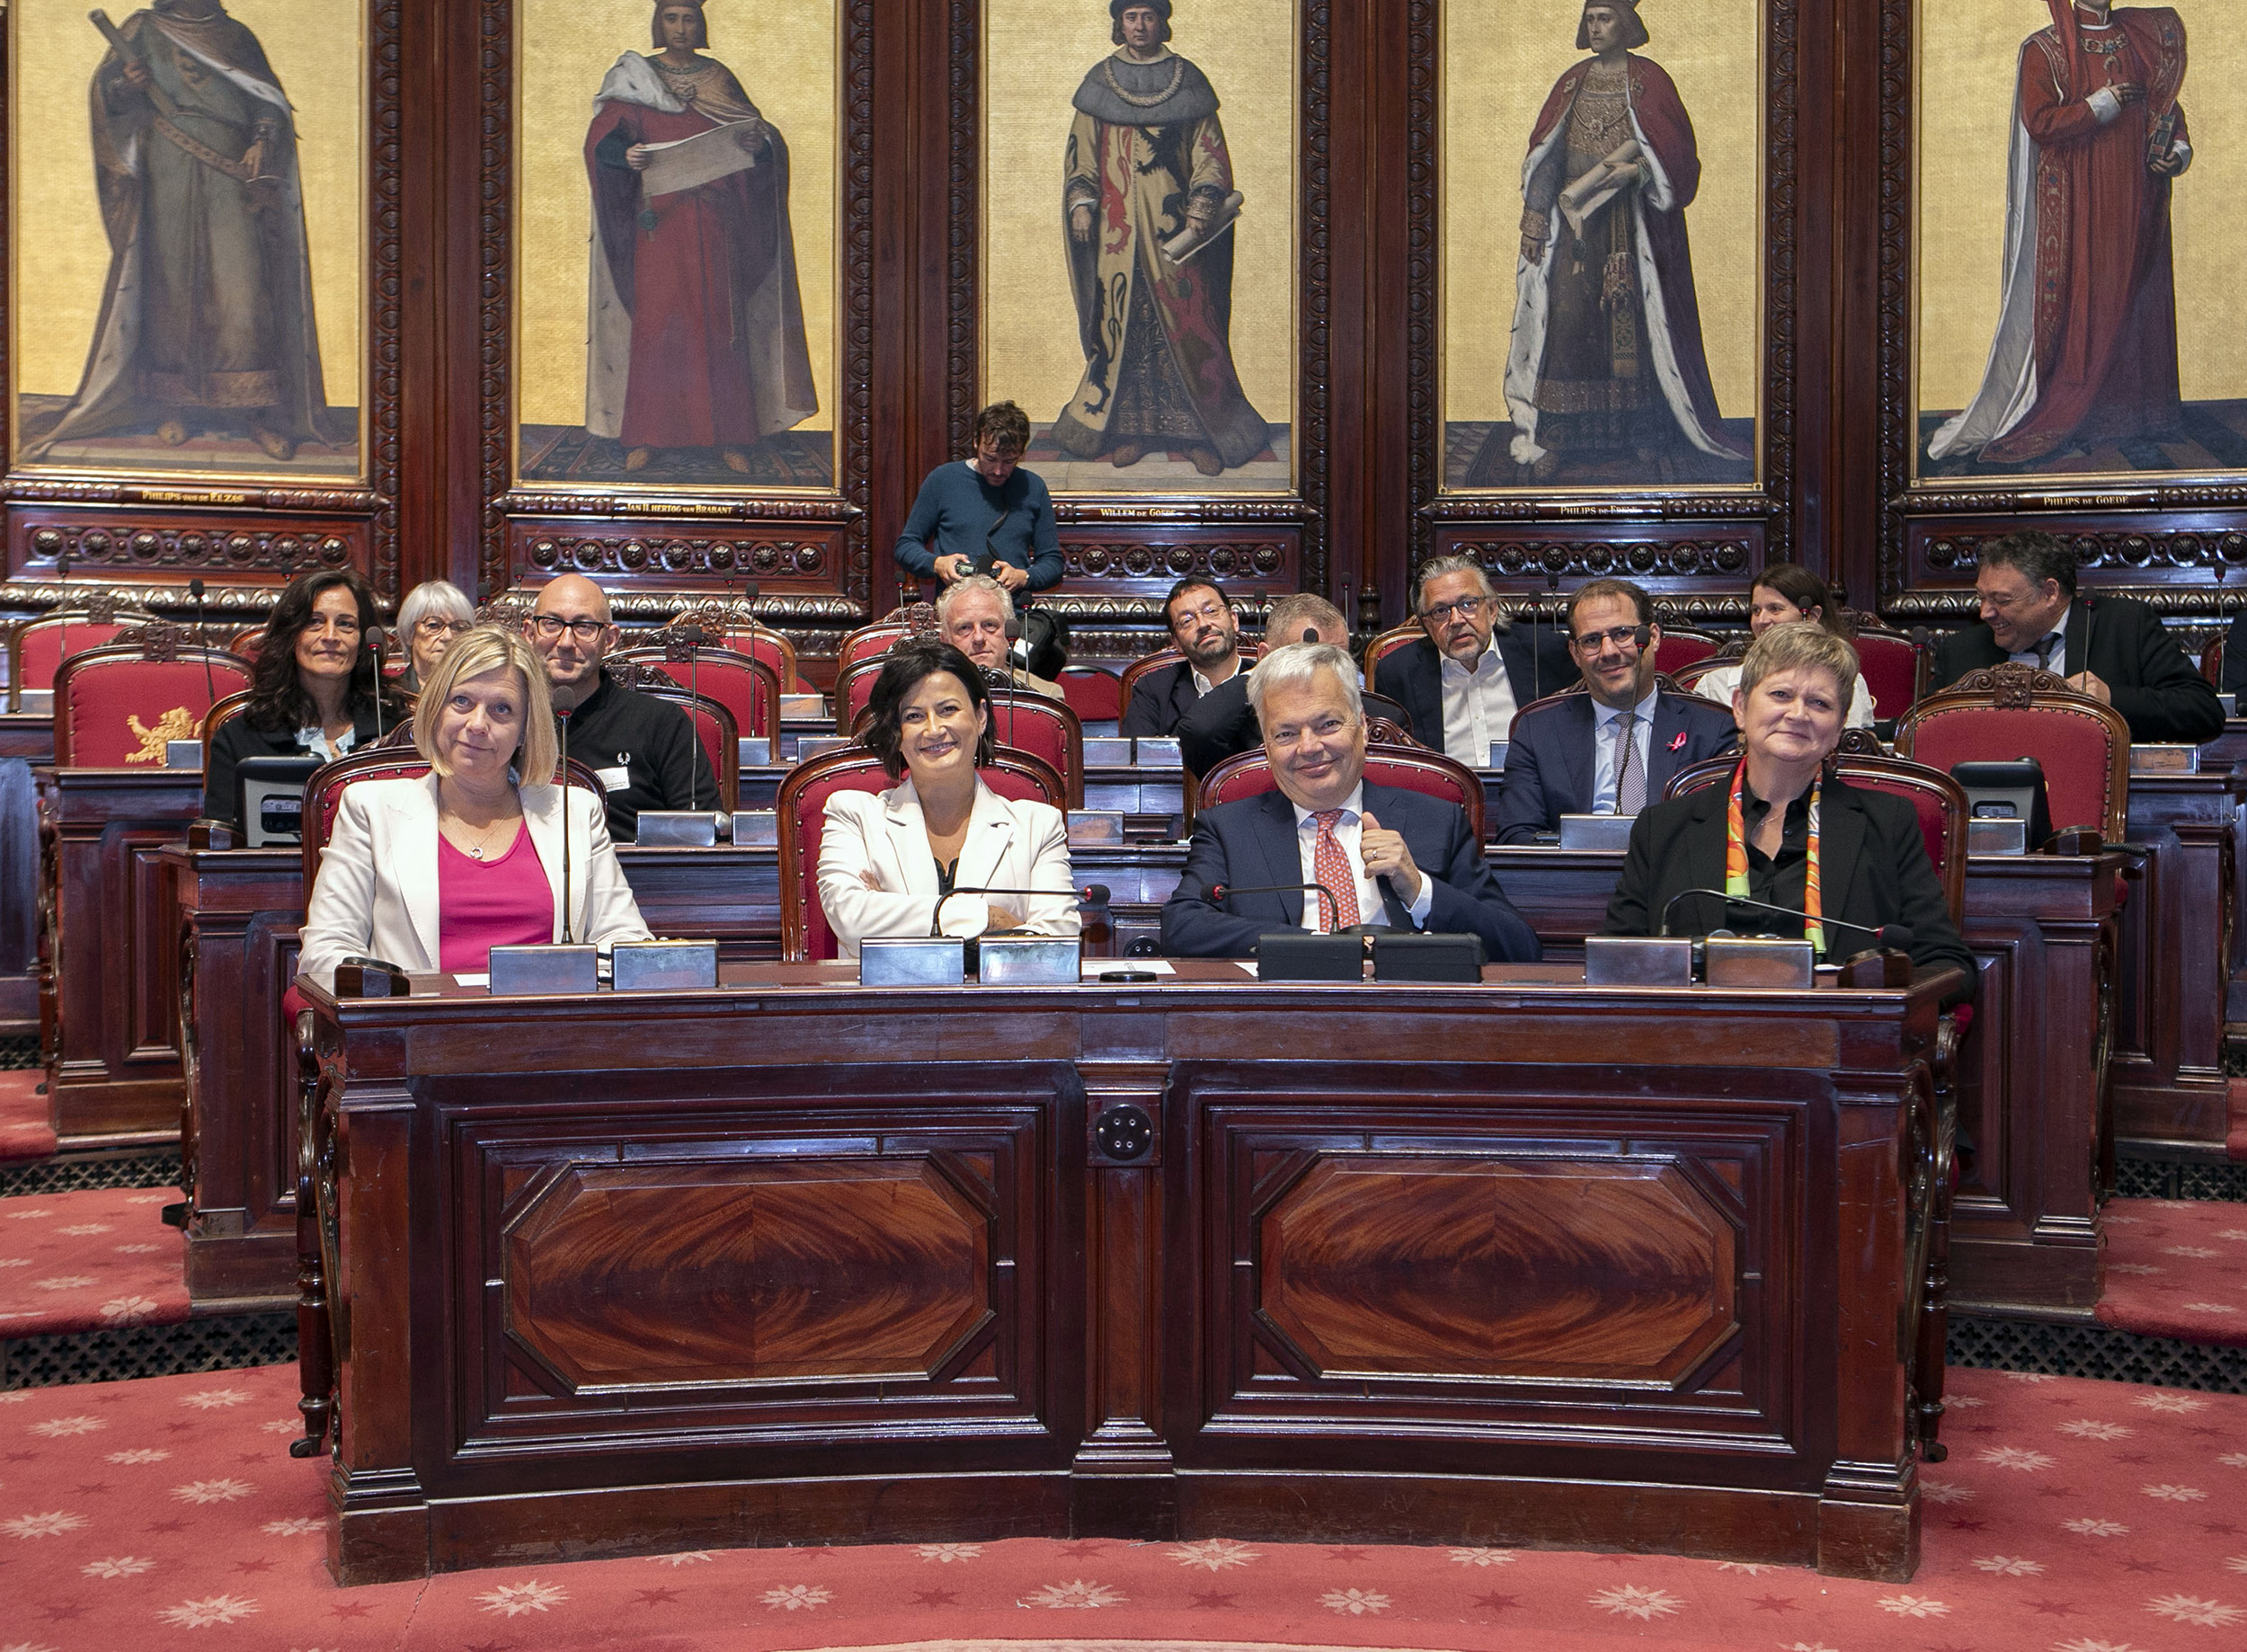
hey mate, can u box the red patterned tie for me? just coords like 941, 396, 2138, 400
1310, 810, 1362, 932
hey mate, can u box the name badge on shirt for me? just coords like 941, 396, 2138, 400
595, 763, 631, 792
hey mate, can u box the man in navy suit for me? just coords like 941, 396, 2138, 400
1160, 643, 1540, 961
1373, 555, 1573, 759
1120, 575, 1245, 737
1489, 577, 1736, 844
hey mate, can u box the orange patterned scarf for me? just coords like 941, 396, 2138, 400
1726, 759, 1825, 955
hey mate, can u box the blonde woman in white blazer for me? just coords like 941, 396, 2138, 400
817, 641, 1079, 958
298, 627, 650, 989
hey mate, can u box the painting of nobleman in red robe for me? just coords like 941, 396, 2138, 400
1930, 3, 2190, 471
582, 0, 819, 480
1502, 0, 1751, 486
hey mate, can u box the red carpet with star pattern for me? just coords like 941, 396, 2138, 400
4, 1361, 2247, 1649
2096, 1197, 2247, 1346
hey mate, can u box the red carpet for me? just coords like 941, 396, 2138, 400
0, 1068, 55, 1163
2229, 1075, 2247, 1160
5, 1362, 2247, 1648
0, 1186, 188, 1338
2097, 1197, 2247, 1345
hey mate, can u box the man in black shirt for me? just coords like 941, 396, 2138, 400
525, 574, 718, 840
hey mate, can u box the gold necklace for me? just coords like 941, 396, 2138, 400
1103, 56, 1186, 110
444, 809, 517, 861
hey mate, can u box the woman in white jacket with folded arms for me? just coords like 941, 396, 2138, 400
818, 639, 1079, 958
298, 626, 650, 989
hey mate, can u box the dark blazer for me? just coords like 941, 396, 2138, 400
1489, 689, 1738, 844
1175, 675, 1420, 779
1160, 781, 1541, 962
2221, 609, 2247, 697
1373, 626, 1575, 751
203, 702, 392, 828
1602, 773, 1978, 1001
1932, 592, 2222, 744
1122, 658, 1239, 739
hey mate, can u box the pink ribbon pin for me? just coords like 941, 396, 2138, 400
1668, 732, 1688, 751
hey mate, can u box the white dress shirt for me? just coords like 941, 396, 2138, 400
1191, 654, 1243, 698
2005, 603, 2071, 675
1289, 784, 1435, 931
1591, 688, 1661, 814
1439, 638, 1520, 767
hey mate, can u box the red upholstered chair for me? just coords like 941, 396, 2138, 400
8, 605, 154, 706
2201, 634, 2225, 690
199, 690, 253, 777
834, 654, 885, 733
601, 661, 740, 813
1193, 736, 1485, 841
839, 606, 938, 671
1117, 641, 1261, 713
644, 608, 802, 694
1059, 666, 1122, 724
774, 743, 1067, 962
226, 625, 267, 661
51, 635, 254, 766
1894, 663, 2130, 844
1363, 624, 1424, 679
854, 686, 1084, 808
715, 623, 800, 692
1666, 655, 1736, 696
1655, 628, 1724, 671
610, 644, 780, 739
1852, 627, 1930, 721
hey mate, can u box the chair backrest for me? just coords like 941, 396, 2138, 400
9, 609, 150, 703
301, 747, 608, 889
835, 654, 887, 733
1117, 642, 1261, 711
1851, 627, 1928, 720
1363, 624, 1425, 677
200, 689, 254, 776
602, 664, 741, 813
610, 645, 780, 740
852, 685, 1085, 808
774, 742, 1067, 962
644, 612, 800, 693
1667, 656, 1734, 695
2201, 634, 2225, 690
226, 624, 268, 659
1656, 628, 1725, 671
1195, 739, 1485, 843
1059, 666, 1123, 724
837, 619, 917, 671
1893, 663, 2130, 844
51, 639, 255, 766
1665, 749, 1968, 928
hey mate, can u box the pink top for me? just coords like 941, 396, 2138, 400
437, 824, 553, 974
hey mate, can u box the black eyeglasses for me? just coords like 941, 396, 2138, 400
1571, 624, 1654, 654
529, 616, 608, 642
1418, 596, 1491, 624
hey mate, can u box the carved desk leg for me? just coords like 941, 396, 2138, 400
289, 1008, 334, 1458
1915, 1012, 1965, 1461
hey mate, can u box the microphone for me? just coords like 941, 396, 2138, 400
555, 704, 575, 944
188, 577, 215, 716
56, 547, 71, 674
928, 882, 1108, 937
1301, 626, 1318, 645
674, 621, 708, 813
363, 626, 386, 741
1206, 879, 1350, 934
1656, 886, 1911, 955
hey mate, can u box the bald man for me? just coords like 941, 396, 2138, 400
526, 575, 718, 840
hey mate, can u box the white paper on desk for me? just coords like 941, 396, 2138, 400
1559, 139, 1641, 239
1234, 961, 1259, 979
451, 973, 490, 988
639, 123, 758, 198
1083, 960, 1177, 979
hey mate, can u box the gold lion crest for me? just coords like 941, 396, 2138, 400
126, 706, 204, 764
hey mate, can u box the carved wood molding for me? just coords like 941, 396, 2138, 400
18, 521, 360, 578
516, 529, 839, 585
1435, 533, 1758, 584
1407, 0, 1798, 569
2, 1, 404, 599
475, 4, 875, 606
946, 0, 980, 462
1917, 526, 2247, 582
1061, 537, 1296, 586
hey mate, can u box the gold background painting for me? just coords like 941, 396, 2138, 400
10, 0, 366, 448
513, 0, 838, 461
1442, 0, 1763, 432
980, 0, 1297, 493
1916, 1, 2243, 425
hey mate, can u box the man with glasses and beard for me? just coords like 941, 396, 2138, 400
1374, 555, 1572, 761
1122, 577, 1246, 737
524, 574, 717, 841
1490, 577, 1735, 844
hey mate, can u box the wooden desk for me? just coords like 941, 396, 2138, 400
2112, 769, 2244, 1153
1488, 846, 2126, 1315
40, 767, 200, 1144
0, 711, 53, 764
298, 964, 1947, 1585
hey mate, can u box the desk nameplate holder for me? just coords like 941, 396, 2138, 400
488, 944, 599, 996
1584, 936, 1693, 987
1704, 937, 1816, 990
2130, 744, 2201, 775
164, 739, 202, 768
795, 735, 852, 762
1487, 741, 1508, 772
16, 689, 51, 716
1083, 737, 1132, 767
1558, 814, 1635, 851
731, 810, 777, 847
612, 939, 719, 992
735, 736, 771, 767
977, 936, 1083, 986
859, 937, 966, 987
1967, 818, 2029, 856
779, 693, 827, 721
634, 811, 727, 848
1135, 737, 1182, 768
1067, 810, 1125, 847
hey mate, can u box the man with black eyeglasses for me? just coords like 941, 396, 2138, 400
1121, 576, 1245, 737
1374, 555, 1572, 761
525, 574, 717, 841
1489, 576, 1735, 844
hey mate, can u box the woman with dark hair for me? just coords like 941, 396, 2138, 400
203, 568, 405, 827
815, 641, 1079, 958
1693, 564, 1876, 729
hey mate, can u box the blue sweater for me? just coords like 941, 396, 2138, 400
893, 461, 1065, 591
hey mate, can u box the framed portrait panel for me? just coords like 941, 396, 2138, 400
1882, 0, 2247, 610
489, 0, 868, 619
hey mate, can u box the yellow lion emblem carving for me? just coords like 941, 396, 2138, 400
126, 706, 203, 764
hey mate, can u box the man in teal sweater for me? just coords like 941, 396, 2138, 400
893, 401, 1065, 594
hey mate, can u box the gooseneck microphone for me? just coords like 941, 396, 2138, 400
929, 882, 1109, 937
1656, 886, 1911, 955
188, 577, 215, 715
55, 547, 72, 677
1207, 879, 1348, 934
363, 626, 386, 742
675, 621, 707, 813
555, 703, 576, 945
